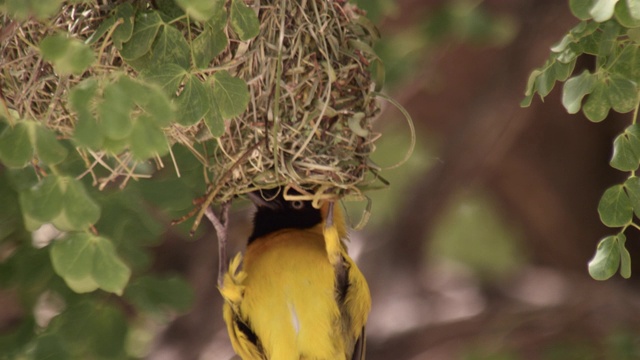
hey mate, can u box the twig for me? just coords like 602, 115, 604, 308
204, 202, 231, 287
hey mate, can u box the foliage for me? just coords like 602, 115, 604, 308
522, 0, 640, 281
0, 0, 388, 357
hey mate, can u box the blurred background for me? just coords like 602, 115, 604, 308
145, 0, 640, 359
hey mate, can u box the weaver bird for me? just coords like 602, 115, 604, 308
219, 188, 371, 360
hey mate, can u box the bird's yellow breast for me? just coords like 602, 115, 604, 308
240, 226, 347, 360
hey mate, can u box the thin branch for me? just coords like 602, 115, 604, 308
204, 202, 231, 287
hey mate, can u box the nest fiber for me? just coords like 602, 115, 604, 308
1, 0, 383, 203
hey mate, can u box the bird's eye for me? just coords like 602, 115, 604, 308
291, 200, 305, 210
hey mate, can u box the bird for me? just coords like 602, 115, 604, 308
219, 187, 371, 360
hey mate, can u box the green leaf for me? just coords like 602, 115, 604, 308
34, 125, 68, 165
0, 122, 34, 168
212, 70, 250, 119
582, 81, 610, 121
598, 184, 633, 227
588, 235, 620, 280
562, 70, 596, 114
149, 25, 190, 69
204, 87, 224, 137
137, 85, 176, 126
50, 233, 96, 290
39, 34, 95, 75
617, 233, 632, 278
50, 234, 131, 295
155, 0, 186, 20
113, 3, 135, 49
591, 0, 620, 22
92, 236, 131, 295
610, 45, 640, 83
73, 111, 103, 149
130, 115, 169, 160
607, 74, 638, 113
176, 75, 209, 126
570, 0, 594, 20
120, 11, 164, 61
3, 0, 65, 20
192, 25, 228, 69
98, 80, 134, 140
615, 0, 640, 27
175, 0, 219, 22
19, 175, 64, 222
208, 0, 228, 30
125, 275, 194, 313
56, 177, 101, 231
624, 176, 640, 218
141, 63, 186, 94
627, 0, 640, 19
610, 127, 640, 171
33, 334, 70, 360
229, 0, 260, 41
598, 20, 621, 59
86, 16, 117, 45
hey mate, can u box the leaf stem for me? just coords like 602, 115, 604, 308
625, 222, 640, 232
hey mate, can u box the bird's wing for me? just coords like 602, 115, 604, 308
351, 326, 367, 360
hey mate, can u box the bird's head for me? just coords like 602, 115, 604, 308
246, 187, 347, 243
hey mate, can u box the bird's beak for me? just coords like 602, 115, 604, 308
246, 191, 279, 210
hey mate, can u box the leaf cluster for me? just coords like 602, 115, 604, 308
522, 0, 640, 280
0, 0, 387, 357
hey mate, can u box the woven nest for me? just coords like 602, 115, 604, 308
1, 0, 383, 204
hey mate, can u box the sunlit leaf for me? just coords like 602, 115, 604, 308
562, 70, 596, 114
615, 0, 640, 27
598, 184, 633, 227
590, 0, 620, 22
626, 0, 640, 20
588, 235, 620, 280
175, 0, 219, 22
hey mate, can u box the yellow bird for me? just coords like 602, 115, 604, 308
219, 188, 371, 360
